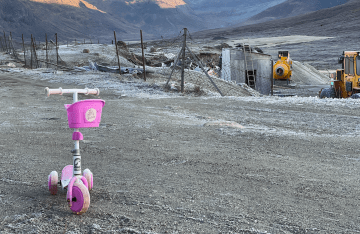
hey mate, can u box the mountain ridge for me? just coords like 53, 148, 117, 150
29, 0, 106, 13
192, 0, 357, 40
0, 0, 352, 42
245, 0, 349, 24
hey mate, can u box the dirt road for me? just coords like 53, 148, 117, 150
1, 70, 360, 233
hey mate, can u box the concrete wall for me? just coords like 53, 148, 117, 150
222, 48, 273, 95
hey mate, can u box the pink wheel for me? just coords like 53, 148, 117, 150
83, 169, 93, 191
67, 180, 90, 215
48, 171, 58, 195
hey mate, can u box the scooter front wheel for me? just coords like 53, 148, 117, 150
67, 180, 90, 215
48, 171, 58, 195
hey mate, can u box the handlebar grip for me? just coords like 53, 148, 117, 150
45, 87, 61, 97
87, 88, 100, 95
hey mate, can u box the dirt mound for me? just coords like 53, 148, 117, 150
291, 61, 330, 85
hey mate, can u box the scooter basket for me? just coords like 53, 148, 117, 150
65, 99, 105, 128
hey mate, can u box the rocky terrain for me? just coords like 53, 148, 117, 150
0, 29, 359, 233
1, 0, 360, 233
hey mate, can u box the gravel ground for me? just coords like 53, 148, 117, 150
0, 56, 360, 234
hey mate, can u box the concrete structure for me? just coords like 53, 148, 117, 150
221, 48, 273, 95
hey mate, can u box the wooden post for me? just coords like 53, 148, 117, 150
32, 37, 38, 68
30, 34, 33, 69
186, 45, 223, 96
0, 38, 3, 52
114, 31, 121, 76
9, 32, 15, 58
165, 49, 183, 87
45, 34, 49, 68
22, 34, 26, 66
33, 36, 36, 48
180, 28, 187, 93
140, 30, 146, 81
75, 39, 77, 46
55, 33, 58, 70
9, 32, 12, 54
3, 31, 8, 53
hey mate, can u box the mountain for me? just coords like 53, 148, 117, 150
246, 0, 350, 24
192, 0, 358, 39
84, 0, 204, 37
0, 0, 204, 42
0, 0, 353, 42
0, 0, 129, 42
183, 0, 287, 28
30, 0, 106, 13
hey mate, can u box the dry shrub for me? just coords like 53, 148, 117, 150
194, 86, 201, 93
117, 41, 128, 50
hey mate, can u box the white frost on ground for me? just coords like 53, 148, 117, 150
3, 64, 360, 111
207, 94, 360, 109
224, 35, 333, 48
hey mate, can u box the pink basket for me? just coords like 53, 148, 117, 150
64, 99, 105, 128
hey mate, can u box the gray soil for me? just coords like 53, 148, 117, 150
1, 67, 360, 233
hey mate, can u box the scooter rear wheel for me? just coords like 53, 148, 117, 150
67, 180, 90, 215
83, 169, 93, 191
48, 171, 58, 195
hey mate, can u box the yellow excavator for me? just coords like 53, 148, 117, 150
273, 51, 292, 85
320, 51, 360, 98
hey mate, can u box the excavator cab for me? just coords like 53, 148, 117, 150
321, 51, 360, 98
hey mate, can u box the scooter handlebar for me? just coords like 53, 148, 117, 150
45, 87, 100, 97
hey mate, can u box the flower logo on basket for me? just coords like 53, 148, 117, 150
85, 108, 97, 122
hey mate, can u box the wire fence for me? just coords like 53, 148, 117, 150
0, 33, 71, 70
124, 29, 264, 96
0, 29, 277, 97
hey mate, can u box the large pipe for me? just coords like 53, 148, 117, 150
276, 67, 284, 76
273, 63, 291, 80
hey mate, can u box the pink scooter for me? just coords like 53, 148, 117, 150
45, 87, 105, 215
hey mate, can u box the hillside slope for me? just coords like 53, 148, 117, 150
193, 0, 358, 39
183, 0, 287, 28
0, 0, 204, 41
246, 0, 350, 24
0, 0, 353, 42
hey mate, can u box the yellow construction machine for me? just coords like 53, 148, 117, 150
320, 51, 360, 98
273, 51, 292, 85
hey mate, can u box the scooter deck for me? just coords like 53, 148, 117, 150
61, 165, 73, 189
